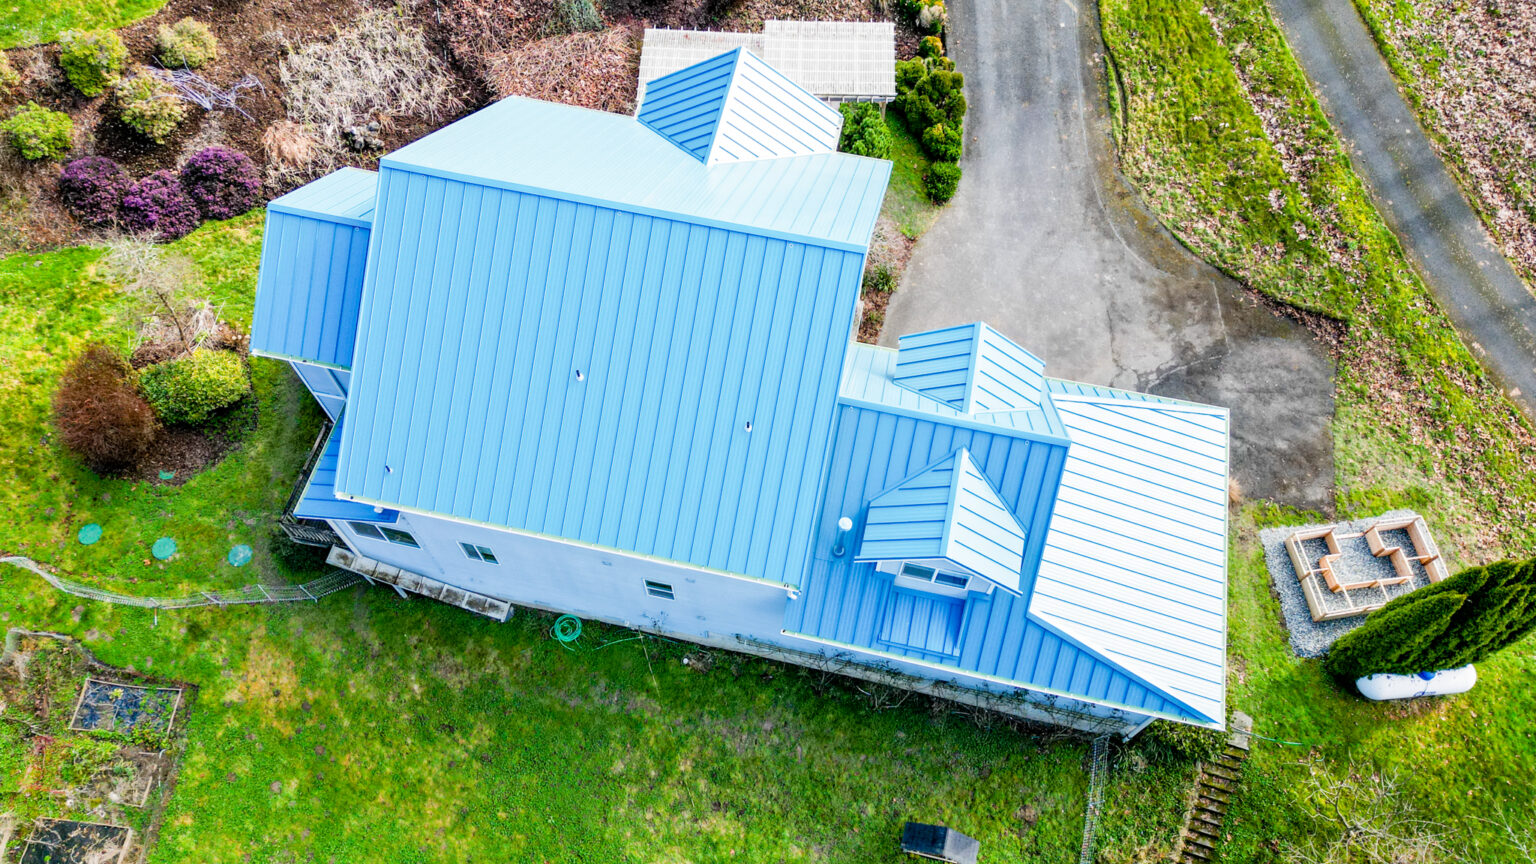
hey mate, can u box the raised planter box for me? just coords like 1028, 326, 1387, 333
1356, 665, 1476, 700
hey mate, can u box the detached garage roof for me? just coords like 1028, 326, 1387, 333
639, 21, 896, 102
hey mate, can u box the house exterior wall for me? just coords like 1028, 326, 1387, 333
323, 504, 1153, 735
329, 509, 793, 643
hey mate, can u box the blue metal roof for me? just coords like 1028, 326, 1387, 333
336, 162, 878, 582
293, 418, 399, 524
785, 342, 1227, 725
1027, 394, 1229, 723
857, 448, 1026, 594
639, 48, 842, 165
250, 169, 377, 368
893, 323, 1049, 414
380, 95, 887, 252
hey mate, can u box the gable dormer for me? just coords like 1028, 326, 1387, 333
636, 47, 843, 165
855, 448, 1027, 595
893, 323, 1048, 414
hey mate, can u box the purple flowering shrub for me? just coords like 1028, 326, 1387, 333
121, 170, 200, 241
58, 157, 132, 227
179, 146, 259, 220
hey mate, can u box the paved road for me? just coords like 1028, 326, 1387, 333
1269, 0, 1536, 418
882, 0, 1337, 510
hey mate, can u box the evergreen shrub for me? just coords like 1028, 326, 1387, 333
925, 161, 961, 203
837, 103, 893, 159
156, 17, 219, 69
58, 157, 131, 226
180, 146, 259, 220
138, 349, 250, 426
121, 169, 200, 240
2, 103, 73, 160
114, 73, 188, 144
53, 345, 159, 472
58, 29, 127, 96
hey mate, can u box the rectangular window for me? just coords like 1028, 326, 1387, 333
644, 580, 675, 600
898, 562, 970, 591
349, 522, 385, 540
459, 542, 498, 564
378, 527, 419, 548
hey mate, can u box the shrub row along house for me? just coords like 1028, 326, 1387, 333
251, 50, 1231, 735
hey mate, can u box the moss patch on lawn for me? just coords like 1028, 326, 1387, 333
0, 0, 166, 49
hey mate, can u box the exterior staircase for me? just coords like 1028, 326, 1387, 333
1174, 712, 1252, 864
326, 546, 513, 621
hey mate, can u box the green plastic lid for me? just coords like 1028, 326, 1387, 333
151, 537, 177, 560
77, 523, 102, 545
158, 470, 175, 480
228, 544, 253, 567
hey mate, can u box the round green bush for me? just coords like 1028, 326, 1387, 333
921, 122, 962, 162
2, 103, 73, 161
925, 161, 961, 204
156, 17, 219, 69
58, 29, 127, 97
114, 73, 188, 144
837, 103, 893, 160
137, 349, 251, 426
0, 53, 20, 91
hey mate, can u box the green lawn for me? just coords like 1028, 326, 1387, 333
0, 0, 165, 48
1098, 0, 1536, 858
0, 216, 1094, 862
881, 114, 943, 239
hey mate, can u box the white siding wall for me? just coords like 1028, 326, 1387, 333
330, 510, 791, 642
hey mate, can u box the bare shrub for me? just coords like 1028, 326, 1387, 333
53, 345, 159, 473
1285, 759, 1448, 864
277, 9, 457, 178
486, 25, 640, 113
100, 237, 220, 354
261, 120, 320, 174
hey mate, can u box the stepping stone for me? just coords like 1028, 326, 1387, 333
151, 537, 177, 560
228, 544, 253, 567
77, 523, 102, 545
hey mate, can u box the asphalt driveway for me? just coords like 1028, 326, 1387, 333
881, 0, 1337, 511
1268, 0, 1536, 419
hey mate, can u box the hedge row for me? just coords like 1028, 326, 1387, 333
58, 147, 259, 239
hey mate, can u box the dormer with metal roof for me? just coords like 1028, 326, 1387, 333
636, 47, 843, 165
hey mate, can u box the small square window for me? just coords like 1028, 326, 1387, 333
379, 527, 419, 548
349, 522, 385, 540
460, 542, 498, 564
644, 580, 675, 600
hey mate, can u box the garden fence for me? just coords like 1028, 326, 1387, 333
1, 555, 361, 611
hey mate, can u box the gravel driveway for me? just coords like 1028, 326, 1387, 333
881, 0, 1337, 511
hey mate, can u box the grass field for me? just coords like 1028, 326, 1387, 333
1098, 0, 1536, 859
881, 115, 943, 239
0, 0, 165, 48
0, 215, 1106, 863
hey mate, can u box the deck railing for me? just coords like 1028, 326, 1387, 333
279, 420, 343, 548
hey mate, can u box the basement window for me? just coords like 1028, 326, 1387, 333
460, 542, 499, 564
379, 527, 419, 548
349, 522, 385, 541
644, 580, 675, 600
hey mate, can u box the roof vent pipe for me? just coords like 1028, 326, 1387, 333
831, 516, 854, 557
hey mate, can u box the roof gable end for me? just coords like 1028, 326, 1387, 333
638, 48, 842, 165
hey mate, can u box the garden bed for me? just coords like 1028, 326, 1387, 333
18, 819, 133, 864
68, 678, 182, 735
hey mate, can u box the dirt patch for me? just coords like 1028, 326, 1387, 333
487, 24, 643, 113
